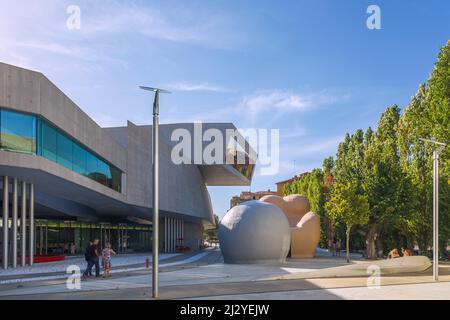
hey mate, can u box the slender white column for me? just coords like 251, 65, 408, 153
175, 219, 178, 249
164, 218, 168, 252
45, 222, 48, 255
433, 150, 439, 281
2, 176, 9, 269
177, 219, 180, 249
39, 225, 43, 256
12, 178, 18, 268
167, 219, 171, 252
29, 183, 34, 266
170, 218, 174, 252
168, 218, 170, 252
21, 181, 26, 267
173, 219, 176, 251
181, 220, 184, 246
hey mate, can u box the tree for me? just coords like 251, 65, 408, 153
326, 182, 370, 262
283, 169, 330, 247
362, 105, 411, 258
204, 214, 220, 243
396, 41, 450, 253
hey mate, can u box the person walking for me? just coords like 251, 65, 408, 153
82, 241, 93, 278
91, 239, 100, 277
70, 243, 76, 255
82, 239, 100, 279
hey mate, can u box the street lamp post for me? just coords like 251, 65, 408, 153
139, 86, 171, 298
419, 138, 446, 281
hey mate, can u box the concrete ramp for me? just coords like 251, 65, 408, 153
271, 256, 432, 280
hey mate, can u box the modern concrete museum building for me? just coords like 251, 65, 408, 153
0, 62, 255, 269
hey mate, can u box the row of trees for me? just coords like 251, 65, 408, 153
284, 41, 450, 260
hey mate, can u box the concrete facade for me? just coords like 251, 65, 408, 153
0, 62, 255, 266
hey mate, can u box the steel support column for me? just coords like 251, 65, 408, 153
21, 181, 26, 267
2, 176, 9, 269
29, 183, 34, 266
12, 178, 18, 268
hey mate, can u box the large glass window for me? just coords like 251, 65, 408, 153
0, 109, 36, 153
0, 107, 121, 192
73, 143, 87, 175
56, 132, 73, 170
40, 121, 57, 161
86, 151, 99, 181
111, 167, 122, 192
97, 159, 111, 186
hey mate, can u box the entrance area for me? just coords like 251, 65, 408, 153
34, 220, 152, 256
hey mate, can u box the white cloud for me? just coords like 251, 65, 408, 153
0, 0, 244, 75
75, 1, 244, 49
166, 82, 231, 93
280, 127, 308, 139
280, 135, 343, 159
240, 90, 349, 114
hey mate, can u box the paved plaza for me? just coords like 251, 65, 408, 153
0, 248, 448, 300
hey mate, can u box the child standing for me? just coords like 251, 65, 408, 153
101, 243, 116, 278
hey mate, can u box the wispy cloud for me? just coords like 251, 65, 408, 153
166, 81, 231, 93
240, 90, 350, 114
280, 135, 344, 159
10, 40, 128, 68
0, 0, 245, 75
77, 1, 244, 49
280, 126, 308, 139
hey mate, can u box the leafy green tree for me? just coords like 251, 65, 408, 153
283, 170, 329, 246
284, 41, 450, 258
362, 105, 412, 258
334, 130, 365, 191
326, 182, 370, 262
204, 214, 220, 243
397, 41, 450, 253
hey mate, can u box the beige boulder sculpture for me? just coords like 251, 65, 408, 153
260, 194, 320, 258
259, 194, 310, 226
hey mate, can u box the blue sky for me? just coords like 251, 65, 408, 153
0, 0, 449, 217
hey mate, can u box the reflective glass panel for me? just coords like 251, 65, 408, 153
41, 122, 57, 161
73, 143, 87, 175
0, 109, 36, 153
86, 151, 98, 181
56, 132, 73, 170
111, 167, 121, 192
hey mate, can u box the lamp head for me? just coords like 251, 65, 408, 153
139, 86, 171, 94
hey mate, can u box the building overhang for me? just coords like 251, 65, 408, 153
199, 164, 252, 186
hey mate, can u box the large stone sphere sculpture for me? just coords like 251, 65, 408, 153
260, 194, 320, 258
219, 200, 291, 264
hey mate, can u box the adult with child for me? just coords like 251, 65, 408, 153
82, 239, 100, 279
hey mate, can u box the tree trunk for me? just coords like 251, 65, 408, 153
346, 226, 351, 263
366, 225, 378, 260
326, 217, 334, 249
376, 232, 384, 258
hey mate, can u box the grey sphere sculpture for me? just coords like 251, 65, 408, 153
219, 200, 291, 264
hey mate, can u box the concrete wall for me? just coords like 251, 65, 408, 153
184, 221, 204, 251
0, 63, 257, 243
105, 123, 214, 223
0, 63, 126, 172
